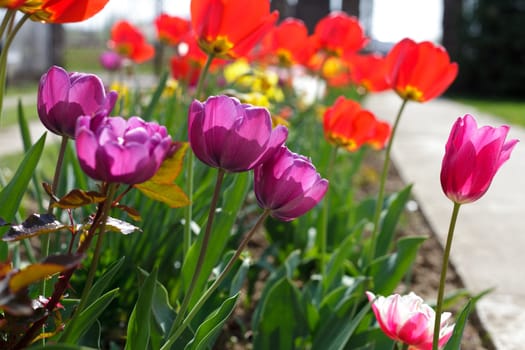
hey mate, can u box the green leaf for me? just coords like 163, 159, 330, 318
143, 71, 169, 120
30, 345, 98, 350
85, 256, 125, 307
251, 250, 301, 329
125, 268, 158, 350
2, 213, 66, 242
370, 236, 426, 295
443, 289, 490, 350
312, 303, 370, 350
61, 289, 119, 344
375, 185, 412, 257
185, 294, 239, 350
323, 222, 365, 293
182, 171, 250, 308
253, 277, 308, 350
0, 133, 46, 259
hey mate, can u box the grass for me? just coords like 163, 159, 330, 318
454, 97, 525, 128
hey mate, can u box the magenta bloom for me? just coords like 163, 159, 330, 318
38, 65, 118, 139
440, 114, 518, 204
254, 146, 328, 221
75, 115, 172, 185
366, 291, 455, 350
188, 95, 288, 172
99, 51, 123, 71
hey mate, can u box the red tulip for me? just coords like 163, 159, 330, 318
323, 96, 391, 151
259, 18, 310, 66
20, 0, 109, 23
108, 20, 155, 64
313, 11, 368, 57
386, 38, 458, 102
155, 13, 191, 46
346, 53, 390, 93
441, 114, 518, 204
191, 0, 278, 58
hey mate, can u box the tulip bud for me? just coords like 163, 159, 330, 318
254, 146, 328, 221
38, 66, 117, 139
440, 114, 518, 204
188, 95, 288, 172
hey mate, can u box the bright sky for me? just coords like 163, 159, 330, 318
68, 0, 442, 43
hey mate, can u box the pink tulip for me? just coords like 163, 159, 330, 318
440, 114, 518, 204
366, 291, 454, 350
254, 146, 328, 221
188, 95, 288, 172
38, 66, 117, 139
75, 114, 172, 185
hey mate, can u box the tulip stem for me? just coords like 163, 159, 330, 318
320, 146, 338, 276
170, 169, 225, 337
41, 136, 69, 297
0, 13, 30, 123
161, 210, 270, 350
432, 202, 461, 350
0, 10, 15, 44
183, 150, 194, 258
195, 53, 215, 100
369, 98, 408, 265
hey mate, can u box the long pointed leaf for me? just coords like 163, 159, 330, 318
61, 289, 119, 344
125, 268, 158, 350
0, 133, 46, 259
185, 294, 239, 350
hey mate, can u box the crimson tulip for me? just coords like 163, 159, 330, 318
440, 114, 518, 204
191, 0, 278, 58
386, 38, 458, 102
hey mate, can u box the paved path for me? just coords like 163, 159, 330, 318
364, 92, 525, 350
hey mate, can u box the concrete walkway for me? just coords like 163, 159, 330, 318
364, 92, 525, 350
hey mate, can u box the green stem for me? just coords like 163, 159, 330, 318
183, 151, 193, 258
194, 53, 215, 100
170, 169, 225, 336
41, 136, 68, 296
432, 202, 461, 350
0, 13, 30, 123
161, 210, 270, 350
78, 183, 118, 306
319, 146, 338, 276
399, 342, 409, 350
368, 98, 408, 264
0, 10, 15, 43
183, 53, 214, 259
60, 183, 118, 342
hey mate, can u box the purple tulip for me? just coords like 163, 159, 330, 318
188, 95, 288, 172
254, 146, 328, 221
99, 51, 123, 71
75, 114, 173, 185
38, 65, 118, 139
440, 114, 518, 204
